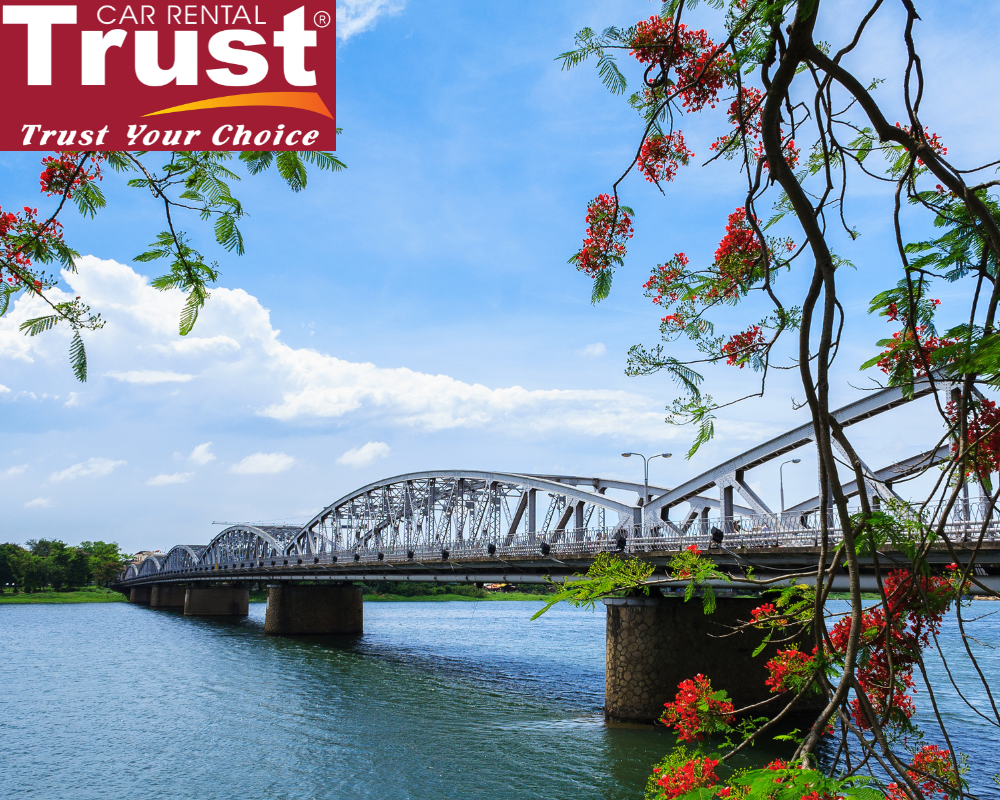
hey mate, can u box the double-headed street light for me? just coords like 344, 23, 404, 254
622, 451, 672, 529
779, 458, 802, 517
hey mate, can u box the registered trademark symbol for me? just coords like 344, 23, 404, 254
314, 10, 331, 27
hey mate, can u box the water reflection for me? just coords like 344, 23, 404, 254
0, 598, 996, 799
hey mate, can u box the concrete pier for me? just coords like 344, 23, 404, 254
604, 595, 800, 723
129, 585, 152, 604
264, 584, 363, 635
150, 584, 187, 608
183, 586, 249, 616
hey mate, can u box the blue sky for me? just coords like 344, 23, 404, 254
1, 0, 997, 553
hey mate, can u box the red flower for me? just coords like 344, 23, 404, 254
661, 674, 735, 741
638, 132, 694, 183
652, 755, 721, 799
629, 16, 732, 113
721, 325, 766, 368
946, 397, 1000, 483
765, 646, 818, 693
886, 745, 962, 800
572, 194, 634, 278
39, 151, 104, 199
829, 570, 956, 730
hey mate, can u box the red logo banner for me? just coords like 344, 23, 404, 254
0, 2, 336, 150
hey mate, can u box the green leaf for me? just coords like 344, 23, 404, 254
69, 331, 87, 382
591, 269, 613, 303
19, 315, 59, 336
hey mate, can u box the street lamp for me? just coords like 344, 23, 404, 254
622, 451, 673, 528
779, 458, 802, 516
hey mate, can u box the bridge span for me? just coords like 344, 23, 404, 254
113, 379, 1000, 722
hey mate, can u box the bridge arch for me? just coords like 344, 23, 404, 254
201, 525, 284, 568
289, 470, 639, 558
160, 544, 205, 574
136, 555, 162, 579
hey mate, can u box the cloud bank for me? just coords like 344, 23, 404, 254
0, 257, 674, 442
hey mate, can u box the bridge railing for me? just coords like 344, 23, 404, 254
118, 502, 1000, 582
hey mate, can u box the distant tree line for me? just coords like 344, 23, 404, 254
0, 539, 130, 593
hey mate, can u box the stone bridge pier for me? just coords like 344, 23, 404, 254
264, 583, 363, 636
129, 585, 151, 604
150, 584, 187, 608
183, 585, 249, 616
604, 595, 803, 724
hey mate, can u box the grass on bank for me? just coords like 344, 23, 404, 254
0, 587, 126, 604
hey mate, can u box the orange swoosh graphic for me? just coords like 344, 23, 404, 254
144, 91, 333, 119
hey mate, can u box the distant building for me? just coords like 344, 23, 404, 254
131, 550, 166, 564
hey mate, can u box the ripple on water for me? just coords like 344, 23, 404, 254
0, 599, 997, 799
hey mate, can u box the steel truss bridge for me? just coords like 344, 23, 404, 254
117, 379, 1000, 590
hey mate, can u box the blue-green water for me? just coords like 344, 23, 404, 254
1, 600, 997, 799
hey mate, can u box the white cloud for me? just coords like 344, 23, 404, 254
337, 441, 391, 468
24, 497, 51, 509
147, 472, 195, 486
577, 342, 607, 358
0, 257, 674, 442
0, 384, 9, 394
338, 0, 405, 40
150, 335, 240, 355
3, 464, 28, 477
106, 370, 196, 384
230, 452, 296, 475
50, 457, 126, 482
64, 391, 80, 407
189, 442, 215, 465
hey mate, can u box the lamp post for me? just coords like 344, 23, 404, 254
779, 458, 802, 517
622, 451, 672, 530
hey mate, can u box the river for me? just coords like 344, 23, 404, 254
1, 599, 997, 799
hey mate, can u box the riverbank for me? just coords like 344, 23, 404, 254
0, 588, 126, 604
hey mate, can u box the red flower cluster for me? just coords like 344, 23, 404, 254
710, 207, 765, 299
660, 674, 735, 742
629, 16, 731, 112
751, 138, 801, 170
765, 646, 818, 693
39, 151, 103, 199
638, 132, 694, 183
895, 123, 948, 166
710, 87, 799, 168
750, 602, 781, 627
946, 397, 1000, 482
886, 745, 961, 800
572, 194, 634, 277
829, 570, 956, 730
651, 755, 720, 799
876, 326, 955, 378
0, 205, 65, 288
721, 325, 765, 368
643, 252, 694, 330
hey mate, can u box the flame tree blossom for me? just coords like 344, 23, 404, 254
829, 569, 957, 731
660, 674, 736, 742
639, 132, 694, 184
